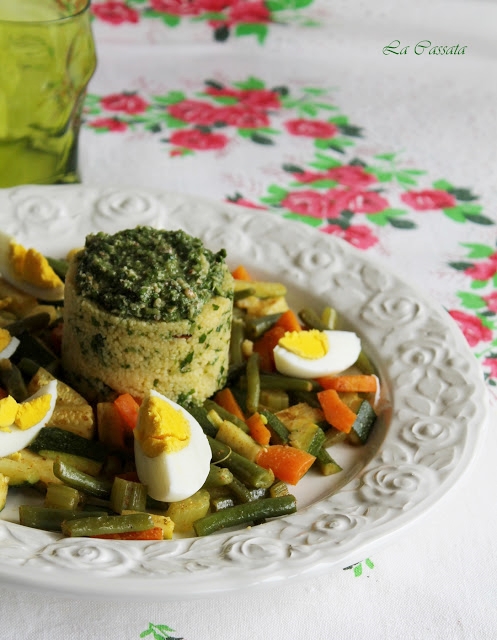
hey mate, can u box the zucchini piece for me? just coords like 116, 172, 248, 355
259, 409, 290, 444
165, 489, 211, 534
215, 418, 262, 462
0, 450, 61, 487
45, 483, 81, 510
288, 423, 326, 456
13, 333, 58, 374
0, 473, 8, 512
323, 427, 348, 448
275, 403, 325, 431
348, 400, 377, 446
28, 427, 107, 462
37, 450, 103, 477
339, 392, 364, 413
315, 447, 342, 476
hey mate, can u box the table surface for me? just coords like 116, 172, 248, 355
1, 1, 497, 638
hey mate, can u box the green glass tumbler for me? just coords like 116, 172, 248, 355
0, 0, 96, 187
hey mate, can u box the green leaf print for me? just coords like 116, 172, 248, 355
458, 292, 486, 309
284, 213, 322, 227
234, 76, 266, 90
460, 243, 496, 259
235, 23, 269, 44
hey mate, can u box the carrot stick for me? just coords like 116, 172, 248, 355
231, 265, 252, 281
213, 387, 246, 422
114, 393, 140, 431
253, 325, 286, 372
90, 526, 163, 541
317, 374, 377, 393
317, 389, 357, 433
246, 412, 271, 446
274, 309, 302, 333
256, 444, 315, 485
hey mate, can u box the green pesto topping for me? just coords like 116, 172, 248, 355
75, 226, 232, 322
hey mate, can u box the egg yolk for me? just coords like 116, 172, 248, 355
10, 242, 63, 291
0, 395, 18, 431
14, 393, 52, 430
136, 395, 191, 458
0, 328, 12, 352
278, 329, 329, 359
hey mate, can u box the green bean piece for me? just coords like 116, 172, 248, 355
15, 333, 59, 374
245, 352, 260, 415
194, 495, 297, 537
61, 513, 155, 537
19, 506, 104, 532
0, 359, 28, 401
53, 459, 112, 499
244, 313, 282, 339
210, 495, 236, 511
182, 403, 218, 438
204, 399, 249, 433
234, 281, 287, 299
5, 312, 52, 337
203, 464, 234, 488
46, 256, 69, 281
355, 350, 377, 375
110, 477, 147, 514
259, 409, 290, 444
269, 480, 290, 498
290, 389, 322, 409
44, 483, 81, 510
258, 373, 316, 393
233, 287, 256, 302
298, 307, 328, 331
229, 317, 245, 367
321, 306, 338, 330
208, 436, 274, 489
229, 476, 254, 503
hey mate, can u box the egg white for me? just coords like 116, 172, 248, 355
0, 230, 64, 301
134, 390, 211, 503
0, 380, 58, 458
273, 330, 362, 379
0, 334, 20, 360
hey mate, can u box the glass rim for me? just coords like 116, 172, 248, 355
0, 0, 91, 25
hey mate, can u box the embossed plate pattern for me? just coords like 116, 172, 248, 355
0, 185, 489, 600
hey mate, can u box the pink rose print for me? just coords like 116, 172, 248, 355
483, 357, 497, 379
448, 310, 492, 347
322, 224, 379, 250
483, 291, 497, 313
100, 93, 149, 115
149, 0, 201, 16
281, 191, 338, 219
228, 1, 271, 24
401, 189, 457, 211
285, 119, 338, 139
216, 105, 270, 128
205, 87, 281, 109
464, 259, 497, 281
229, 197, 267, 210
332, 189, 389, 215
168, 100, 220, 126
88, 117, 128, 132
295, 166, 376, 189
91, 1, 139, 24
197, 0, 232, 9
169, 129, 228, 150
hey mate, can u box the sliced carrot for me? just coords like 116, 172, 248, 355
231, 265, 252, 281
213, 387, 246, 422
0, 387, 8, 400
246, 412, 271, 446
253, 325, 286, 372
256, 445, 315, 485
317, 374, 377, 394
90, 526, 163, 541
50, 322, 64, 355
113, 393, 140, 431
274, 309, 302, 333
317, 389, 357, 434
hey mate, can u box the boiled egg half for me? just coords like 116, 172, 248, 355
0, 231, 64, 301
0, 380, 58, 457
134, 390, 211, 503
273, 329, 361, 379
0, 328, 20, 361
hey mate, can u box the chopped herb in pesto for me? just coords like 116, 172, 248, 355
75, 226, 232, 322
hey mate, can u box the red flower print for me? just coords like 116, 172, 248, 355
464, 257, 497, 281
100, 93, 149, 115
401, 189, 457, 211
332, 189, 389, 215
88, 117, 128, 132
216, 105, 270, 128
483, 291, 497, 313
281, 191, 338, 219
169, 129, 228, 150
230, 197, 267, 210
448, 310, 492, 347
149, 0, 201, 16
239, 89, 280, 109
91, 1, 139, 24
483, 357, 497, 379
322, 224, 379, 250
168, 100, 220, 126
228, 1, 271, 24
285, 119, 338, 139
326, 166, 377, 188
197, 0, 232, 9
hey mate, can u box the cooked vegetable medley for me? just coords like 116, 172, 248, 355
0, 231, 378, 540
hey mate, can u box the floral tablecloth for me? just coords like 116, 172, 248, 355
1, 1, 497, 638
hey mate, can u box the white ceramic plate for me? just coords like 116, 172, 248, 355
0, 185, 489, 601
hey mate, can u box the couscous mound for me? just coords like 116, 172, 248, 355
61, 227, 234, 405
